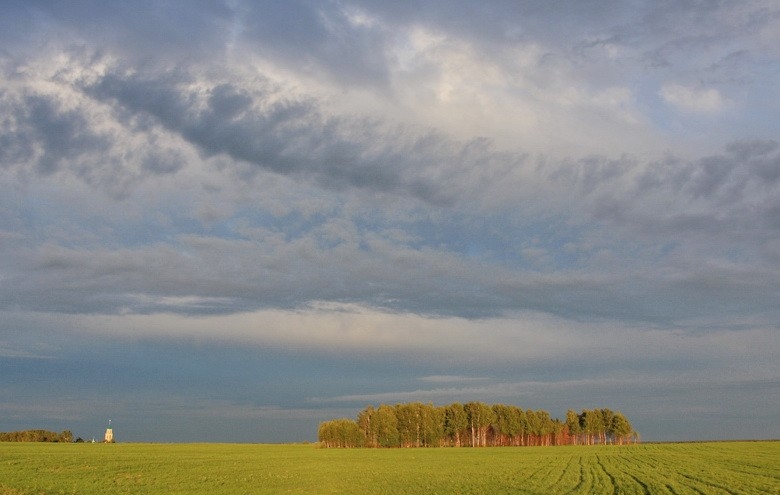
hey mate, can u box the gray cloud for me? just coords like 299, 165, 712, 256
239, 1, 391, 88
80, 66, 467, 205
2, 46, 777, 324
4, 0, 233, 63
2, 50, 777, 325
0, 93, 110, 175
614, 141, 780, 238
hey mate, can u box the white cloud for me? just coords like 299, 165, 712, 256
309, 373, 779, 409
418, 375, 489, 384
660, 83, 728, 113
62, 305, 779, 375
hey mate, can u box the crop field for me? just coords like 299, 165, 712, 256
0, 441, 777, 494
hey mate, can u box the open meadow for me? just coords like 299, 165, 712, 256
0, 441, 777, 494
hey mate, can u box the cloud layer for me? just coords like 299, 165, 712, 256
1, 0, 778, 442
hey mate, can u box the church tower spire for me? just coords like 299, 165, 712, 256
104, 419, 114, 443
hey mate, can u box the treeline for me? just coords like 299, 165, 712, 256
0, 429, 74, 442
319, 402, 638, 448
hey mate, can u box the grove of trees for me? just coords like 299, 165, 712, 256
0, 429, 74, 442
319, 402, 637, 448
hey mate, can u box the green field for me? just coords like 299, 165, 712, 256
0, 442, 777, 494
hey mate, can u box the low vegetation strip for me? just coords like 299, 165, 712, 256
0, 429, 74, 443
0, 441, 777, 494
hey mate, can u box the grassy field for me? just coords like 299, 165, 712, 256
0, 441, 777, 494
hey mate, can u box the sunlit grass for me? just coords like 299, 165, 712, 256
0, 441, 777, 494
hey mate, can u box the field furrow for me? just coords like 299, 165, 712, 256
564, 457, 590, 495
679, 473, 739, 495
595, 454, 619, 495
550, 455, 580, 493
599, 454, 657, 495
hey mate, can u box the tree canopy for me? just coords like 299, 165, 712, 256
319, 403, 637, 448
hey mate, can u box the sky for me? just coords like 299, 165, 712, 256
1, 0, 779, 443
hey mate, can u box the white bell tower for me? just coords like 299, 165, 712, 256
104, 419, 114, 443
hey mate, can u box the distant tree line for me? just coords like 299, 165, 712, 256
319, 402, 638, 448
0, 429, 74, 442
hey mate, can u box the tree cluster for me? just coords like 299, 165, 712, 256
565, 408, 638, 446
319, 402, 637, 448
0, 429, 74, 442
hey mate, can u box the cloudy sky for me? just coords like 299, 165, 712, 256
1, 0, 779, 443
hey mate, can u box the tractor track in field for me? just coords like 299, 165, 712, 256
594, 455, 618, 495
679, 472, 740, 495
624, 472, 652, 495
564, 457, 589, 495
